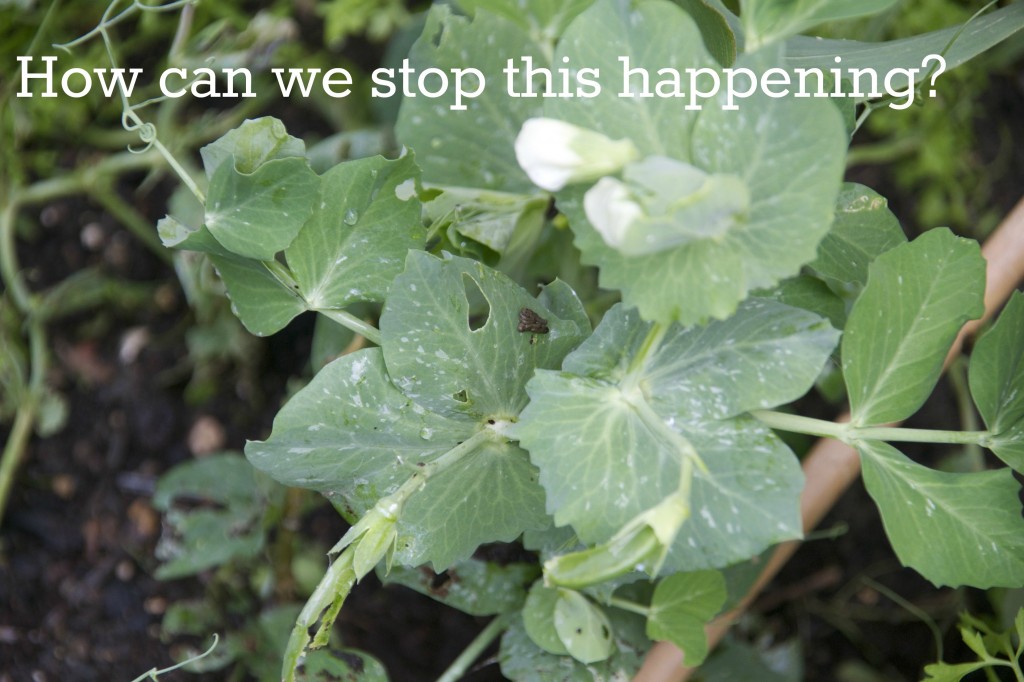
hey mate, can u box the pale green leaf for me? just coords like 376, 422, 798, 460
518, 301, 818, 558
395, 5, 547, 192
379, 251, 589, 420
153, 453, 282, 579
551, 1, 845, 324
646, 570, 727, 667
397, 438, 550, 568
199, 116, 306, 179
921, 661, 991, 682
424, 187, 547, 255
675, 0, 736, 67
247, 348, 550, 569
810, 183, 907, 299
546, 0, 715, 160
204, 157, 320, 260
500, 610, 648, 682
297, 649, 389, 682
970, 292, 1024, 471
756, 275, 846, 331
858, 440, 1024, 588
246, 349, 473, 510
207, 253, 307, 337
785, 3, 1024, 88
455, 0, 594, 42
554, 589, 614, 664
843, 228, 985, 427
158, 215, 225, 253
742, 0, 900, 50
524, 583, 570, 655
285, 154, 424, 311
663, 416, 804, 572
641, 299, 839, 420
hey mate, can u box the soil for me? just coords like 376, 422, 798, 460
2, 47, 1023, 682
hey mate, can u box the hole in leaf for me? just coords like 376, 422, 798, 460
462, 273, 489, 331
453, 389, 468, 403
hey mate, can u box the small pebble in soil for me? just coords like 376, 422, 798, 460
188, 415, 226, 456
80, 222, 105, 251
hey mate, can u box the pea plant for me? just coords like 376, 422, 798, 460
146, 0, 1024, 678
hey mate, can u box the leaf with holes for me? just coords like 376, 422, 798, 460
379, 251, 590, 420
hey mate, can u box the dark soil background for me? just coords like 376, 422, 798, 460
1, 42, 1023, 682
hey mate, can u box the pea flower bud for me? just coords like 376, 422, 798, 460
514, 118, 639, 191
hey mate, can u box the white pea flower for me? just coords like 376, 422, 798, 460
584, 157, 750, 257
514, 118, 638, 191
583, 177, 643, 249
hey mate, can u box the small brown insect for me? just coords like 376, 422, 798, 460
517, 308, 549, 334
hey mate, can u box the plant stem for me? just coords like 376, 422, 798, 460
608, 596, 650, 617
750, 410, 991, 446
435, 611, 515, 682
317, 308, 383, 347
627, 321, 668, 377
0, 318, 47, 527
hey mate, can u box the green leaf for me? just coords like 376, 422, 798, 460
500, 610, 648, 681
152, 453, 283, 579
858, 440, 1024, 589
517, 301, 818, 561
199, 117, 306, 179
554, 589, 615, 664
921, 661, 991, 682
455, 0, 594, 42
970, 292, 1024, 471
285, 154, 424, 311
384, 556, 539, 617
206, 253, 307, 337
246, 350, 463, 511
639, 299, 839, 420
204, 157, 320, 261
524, 583, 570, 655
810, 183, 907, 299
785, 3, 1024, 89
842, 228, 985, 427
397, 438, 550, 568
157, 215, 226, 253
546, 0, 715, 160
756, 275, 846, 331
550, 1, 846, 324
675, 0, 736, 67
424, 187, 548, 256
297, 649, 389, 682
922, 609, 1024, 681
664, 416, 804, 572
395, 5, 547, 192
246, 349, 549, 569
380, 251, 589, 420
741, 0, 900, 50
646, 570, 727, 667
